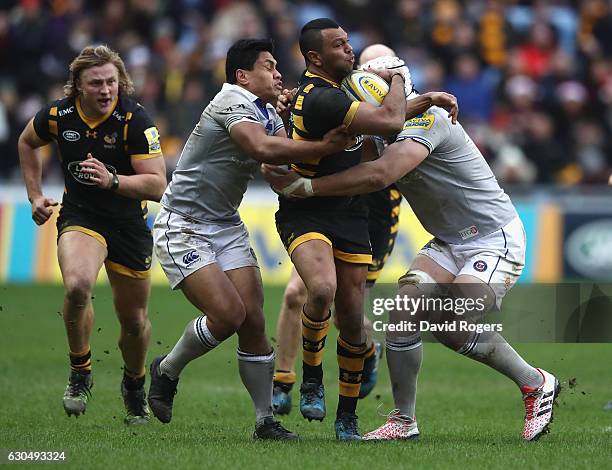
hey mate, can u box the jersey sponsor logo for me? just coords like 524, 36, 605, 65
473, 260, 488, 272
62, 130, 80, 141
459, 225, 479, 240
403, 112, 435, 130
85, 130, 97, 139
144, 126, 161, 153
182, 249, 201, 267
112, 110, 125, 121
223, 104, 247, 113
59, 106, 74, 117
357, 74, 387, 102
68, 161, 117, 186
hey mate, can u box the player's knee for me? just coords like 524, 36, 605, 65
398, 269, 442, 297
240, 308, 266, 337
308, 279, 336, 311
283, 283, 307, 311
64, 276, 95, 306
217, 299, 247, 333
120, 312, 150, 337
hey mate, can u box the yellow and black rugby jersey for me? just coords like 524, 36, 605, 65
33, 94, 161, 219
288, 71, 361, 177
282, 71, 363, 213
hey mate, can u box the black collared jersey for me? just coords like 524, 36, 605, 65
33, 94, 161, 219
281, 71, 363, 213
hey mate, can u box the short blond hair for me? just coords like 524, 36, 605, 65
64, 45, 134, 98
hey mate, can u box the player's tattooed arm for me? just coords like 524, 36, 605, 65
18, 119, 58, 225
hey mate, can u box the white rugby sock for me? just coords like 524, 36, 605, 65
160, 316, 219, 380
237, 349, 275, 424
458, 331, 542, 388
386, 335, 422, 418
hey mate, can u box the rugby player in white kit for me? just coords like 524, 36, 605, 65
263, 56, 560, 442
147, 38, 351, 440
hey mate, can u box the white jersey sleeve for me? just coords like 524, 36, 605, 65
396, 109, 450, 154
212, 91, 262, 132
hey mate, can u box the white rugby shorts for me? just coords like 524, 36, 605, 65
153, 207, 258, 289
419, 216, 526, 309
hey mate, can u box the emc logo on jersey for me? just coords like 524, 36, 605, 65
183, 250, 200, 267
68, 161, 117, 186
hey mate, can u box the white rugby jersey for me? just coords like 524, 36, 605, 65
394, 106, 517, 244
161, 83, 284, 223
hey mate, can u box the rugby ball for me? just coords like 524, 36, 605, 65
341, 70, 389, 106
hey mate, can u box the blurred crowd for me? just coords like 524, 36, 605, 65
1, 0, 612, 185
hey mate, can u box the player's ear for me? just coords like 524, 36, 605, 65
306, 51, 322, 68
236, 69, 249, 86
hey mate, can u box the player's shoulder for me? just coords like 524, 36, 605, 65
116, 94, 150, 119
299, 81, 347, 115
212, 84, 255, 112
42, 96, 75, 117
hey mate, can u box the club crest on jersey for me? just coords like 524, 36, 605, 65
62, 130, 80, 142
104, 132, 117, 149
403, 112, 435, 130
144, 126, 161, 153
473, 260, 488, 272
68, 161, 117, 186
182, 250, 200, 267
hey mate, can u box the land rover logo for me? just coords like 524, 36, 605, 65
62, 130, 80, 141
565, 219, 612, 279
68, 161, 117, 186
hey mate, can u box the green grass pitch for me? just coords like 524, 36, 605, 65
0, 284, 610, 469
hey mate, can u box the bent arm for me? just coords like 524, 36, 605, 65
406, 92, 459, 124
118, 155, 167, 201
346, 74, 406, 135
312, 139, 429, 196
230, 122, 333, 164
18, 119, 48, 203
405, 94, 435, 120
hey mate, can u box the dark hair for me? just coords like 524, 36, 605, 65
299, 18, 339, 62
225, 38, 275, 84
